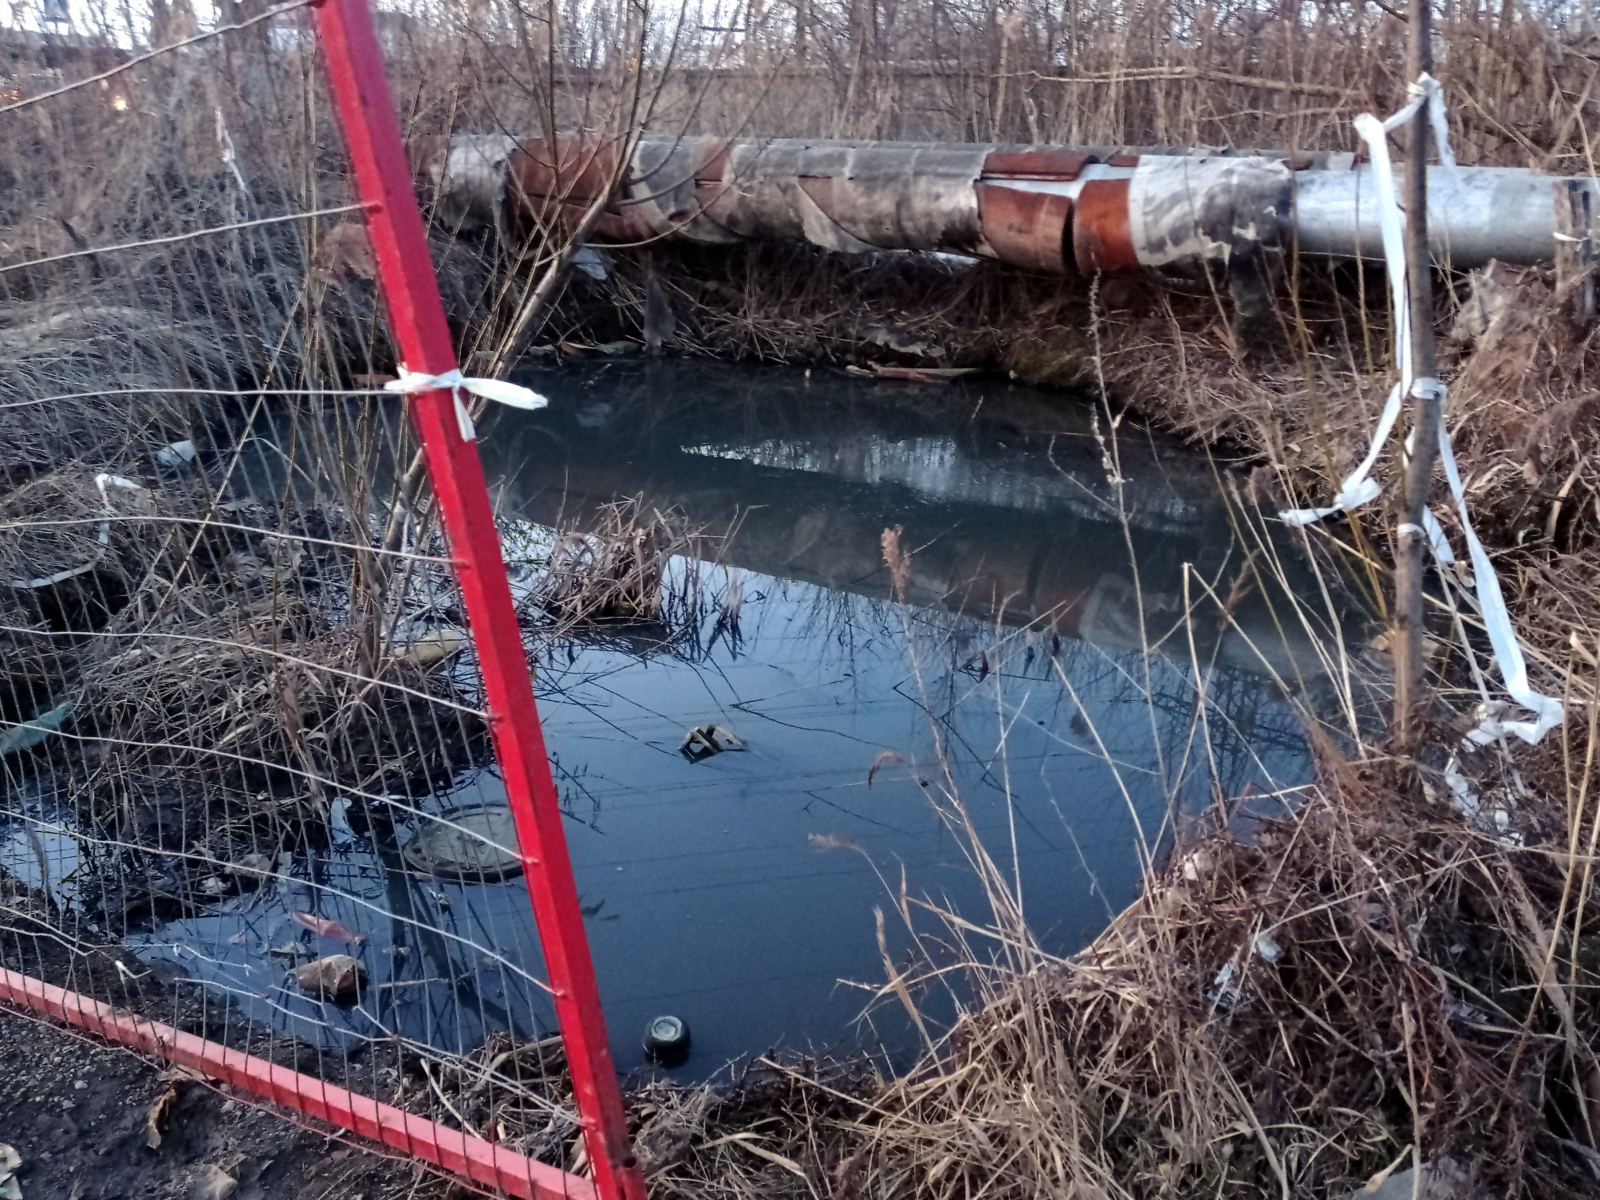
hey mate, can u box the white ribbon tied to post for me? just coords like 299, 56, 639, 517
1277, 73, 1563, 747
384, 368, 548, 442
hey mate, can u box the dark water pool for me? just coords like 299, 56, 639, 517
12, 363, 1346, 1080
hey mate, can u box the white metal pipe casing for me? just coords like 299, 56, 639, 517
1290, 165, 1595, 267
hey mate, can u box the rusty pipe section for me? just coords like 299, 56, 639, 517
411, 134, 1599, 281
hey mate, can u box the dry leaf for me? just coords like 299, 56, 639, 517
146, 1085, 179, 1149
831, 1147, 867, 1200
189, 1164, 237, 1200
156, 1065, 208, 1084
311, 221, 375, 288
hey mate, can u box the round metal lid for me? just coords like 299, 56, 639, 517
403, 803, 525, 882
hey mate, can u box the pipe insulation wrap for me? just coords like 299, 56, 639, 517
411, 133, 1599, 275
1124, 156, 1292, 280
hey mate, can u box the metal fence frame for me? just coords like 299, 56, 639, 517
0, 2, 645, 1197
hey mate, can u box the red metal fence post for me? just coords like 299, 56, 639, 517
308, 4, 645, 1198
0, 970, 595, 1200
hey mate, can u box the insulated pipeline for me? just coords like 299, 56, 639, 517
410, 134, 1598, 279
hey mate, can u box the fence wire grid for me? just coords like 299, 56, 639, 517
0, 9, 624, 1186
0, 3, 1345, 1193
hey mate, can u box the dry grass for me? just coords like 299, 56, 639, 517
533, 498, 673, 625
511, 496, 735, 654
72, 588, 484, 834
8, 5, 1600, 1200
840, 772, 1600, 1198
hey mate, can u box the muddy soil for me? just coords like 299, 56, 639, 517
0, 1007, 444, 1200
0, 874, 448, 1200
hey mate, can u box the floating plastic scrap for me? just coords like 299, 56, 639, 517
680, 723, 746, 762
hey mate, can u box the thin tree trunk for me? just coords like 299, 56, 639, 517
1392, 0, 1443, 747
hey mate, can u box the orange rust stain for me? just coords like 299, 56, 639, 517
691, 142, 737, 226
509, 137, 619, 206
1073, 178, 1139, 274
981, 149, 1095, 181
976, 182, 1072, 273
795, 174, 838, 218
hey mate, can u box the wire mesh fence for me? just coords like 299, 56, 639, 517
0, 10, 623, 1193
0, 3, 1352, 1195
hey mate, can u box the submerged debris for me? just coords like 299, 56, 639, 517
0, 700, 72, 757
289, 912, 364, 944
679, 723, 745, 761
394, 624, 470, 667
292, 954, 365, 999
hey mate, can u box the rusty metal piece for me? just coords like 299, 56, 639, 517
976, 183, 1072, 273
981, 149, 1095, 181
692, 141, 734, 218
511, 137, 618, 202
1073, 178, 1139, 273
509, 138, 660, 242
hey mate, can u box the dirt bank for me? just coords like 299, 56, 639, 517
0, 1007, 441, 1200
0, 872, 443, 1200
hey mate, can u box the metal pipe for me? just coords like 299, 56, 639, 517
413, 133, 1597, 282
1292, 166, 1562, 266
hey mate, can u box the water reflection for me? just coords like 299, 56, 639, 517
485, 361, 1335, 681
105, 364, 1344, 1079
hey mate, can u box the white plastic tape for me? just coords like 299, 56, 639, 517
1434, 416, 1565, 743
1277, 74, 1562, 746
384, 367, 548, 443
1279, 380, 1400, 526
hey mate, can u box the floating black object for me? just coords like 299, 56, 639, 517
643, 1014, 691, 1064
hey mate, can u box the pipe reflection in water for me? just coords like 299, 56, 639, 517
122, 363, 1357, 1079
485, 360, 1341, 683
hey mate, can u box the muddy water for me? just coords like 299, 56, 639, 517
20, 363, 1343, 1080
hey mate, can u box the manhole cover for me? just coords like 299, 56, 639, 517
403, 804, 524, 882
